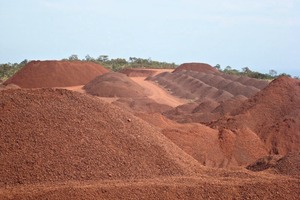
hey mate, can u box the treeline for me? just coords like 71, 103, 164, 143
0, 55, 177, 80
0, 60, 28, 80
63, 54, 178, 71
1, 55, 298, 80
214, 65, 297, 80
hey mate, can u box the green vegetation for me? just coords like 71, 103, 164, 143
215, 65, 297, 80
0, 60, 28, 80
61, 54, 177, 71
0, 55, 298, 80
78, 54, 178, 71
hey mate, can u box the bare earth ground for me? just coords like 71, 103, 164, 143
130, 77, 188, 107
62, 75, 188, 107
2, 65, 300, 199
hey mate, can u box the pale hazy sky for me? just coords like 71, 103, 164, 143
1, 0, 299, 76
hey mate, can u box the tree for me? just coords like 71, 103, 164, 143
214, 64, 221, 70
97, 55, 109, 63
269, 69, 277, 77
68, 54, 79, 61
85, 54, 94, 62
224, 66, 232, 71
242, 67, 251, 74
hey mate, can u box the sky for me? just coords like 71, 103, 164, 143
0, 0, 299, 76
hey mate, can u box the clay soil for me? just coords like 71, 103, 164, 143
4, 60, 109, 88
1, 64, 300, 199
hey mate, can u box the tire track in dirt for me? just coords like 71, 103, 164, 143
130, 77, 188, 107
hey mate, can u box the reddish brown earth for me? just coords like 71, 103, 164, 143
84, 72, 147, 98
173, 62, 219, 74
211, 76, 300, 155
1, 88, 300, 199
4, 60, 109, 88
1, 64, 300, 199
149, 70, 268, 123
0, 89, 202, 184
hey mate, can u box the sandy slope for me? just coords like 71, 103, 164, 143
130, 77, 188, 107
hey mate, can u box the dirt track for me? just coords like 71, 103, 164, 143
130, 77, 188, 107
1, 175, 299, 199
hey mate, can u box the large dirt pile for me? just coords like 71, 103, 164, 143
211, 76, 300, 155
84, 72, 147, 97
4, 60, 109, 88
0, 89, 202, 186
136, 113, 267, 168
173, 63, 219, 74
149, 70, 268, 123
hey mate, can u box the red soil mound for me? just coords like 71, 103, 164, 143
211, 76, 300, 155
212, 95, 248, 115
150, 70, 264, 123
84, 72, 147, 98
137, 113, 267, 167
173, 63, 219, 74
119, 68, 156, 77
4, 60, 109, 88
0, 89, 202, 186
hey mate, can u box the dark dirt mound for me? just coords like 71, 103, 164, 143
112, 97, 172, 114
163, 100, 222, 123
173, 63, 219, 74
4, 60, 109, 88
0, 89, 202, 186
149, 70, 265, 124
120, 68, 157, 77
273, 151, 300, 176
211, 76, 300, 155
84, 72, 147, 98
247, 152, 300, 176
212, 95, 248, 115
0, 83, 20, 91
246, 155, 283, 172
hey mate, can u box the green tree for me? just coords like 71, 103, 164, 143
214, 64, 221, 70
269, 69, 277, 77
68, 54, 79, 61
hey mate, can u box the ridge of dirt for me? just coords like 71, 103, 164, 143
149, 70, 267, 123
173, 63, 219, 74
4, 60, 109, 88
0, 88, 203, 186
211, 76, 300, 155
84, 72, 147, 98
